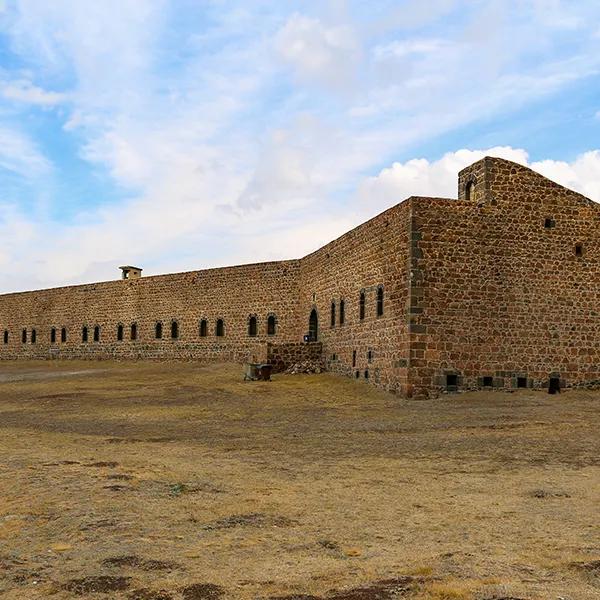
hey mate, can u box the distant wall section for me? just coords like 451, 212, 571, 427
0, 260, 301, 363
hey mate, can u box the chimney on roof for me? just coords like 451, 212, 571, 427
119, 265, 142, 280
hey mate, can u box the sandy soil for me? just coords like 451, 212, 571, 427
0, 361, 598, 600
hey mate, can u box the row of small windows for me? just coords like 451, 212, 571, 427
3, 315, 277, 344
445, 373, 560, 393
330, 286, 384, 328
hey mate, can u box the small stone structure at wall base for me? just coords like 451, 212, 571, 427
267, 342, 324, 374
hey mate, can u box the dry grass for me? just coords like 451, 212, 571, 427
0, 360, 599, 599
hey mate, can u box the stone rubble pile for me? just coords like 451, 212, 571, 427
284, 360, 325, 375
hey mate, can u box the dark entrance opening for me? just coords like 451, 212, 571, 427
482, 376, 493, 387
446, 373, 458, 391
517, 377, 527, 388
548, 377, 561, 394
308, 309, 318, 341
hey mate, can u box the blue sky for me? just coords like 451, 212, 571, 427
0, 0, 599, 292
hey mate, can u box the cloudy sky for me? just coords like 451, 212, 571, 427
0, 0, 599, 292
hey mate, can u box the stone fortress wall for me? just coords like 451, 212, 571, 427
297, 201, 412, 394
407, 157, 600, 397
0, 261, 302, 364
1, 156, 599, 397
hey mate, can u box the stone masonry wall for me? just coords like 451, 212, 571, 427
0, 198, 415, 393
408, 157, 600, 397
0, 261, 301, 363
267, 342, 323, 373
298, 202, 412, 394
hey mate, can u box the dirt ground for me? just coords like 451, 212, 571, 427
0, 361, 599, 600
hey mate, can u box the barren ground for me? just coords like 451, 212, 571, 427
0, 361, 599, 600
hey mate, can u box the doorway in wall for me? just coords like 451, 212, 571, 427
308, 309, 318, 341
548, 376, 561, 394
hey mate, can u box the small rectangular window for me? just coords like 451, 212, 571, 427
3, 330, 8, 344
352, 350, 356, 367
517, 377, 527, 388
50, 328, 56, 344
22, 329, 27, 343
61, 327, 67, 343
376, 286, 384, 317
575, 243, 583, 257
31, 329, 37, 344
482, 376, 493, 387
544, 217, 555, 229
446, 374, 458, 390
131, 323, 137, 341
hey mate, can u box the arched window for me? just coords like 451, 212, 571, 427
216, 319, 224, 337
171, 321, 178, 339
21, 329, 26, 343
130, 323, 137, 341
117, 324, 124, 341
82, 326, 88, 343
61, 327, 67, 343
248, 316, 257, 337
31, 329, 37, 344
359, 291, 365, 320
93, 326, 100, 342
50, 328, 56, 344
267, 314, 276, 336
339, 299, 345, 325
3, 330, 9, 344
155, 322, 163, 339
330, 301, 336, 328
376, 286, 384, 317
199, 319, 208, 337
465, 180, 475, 202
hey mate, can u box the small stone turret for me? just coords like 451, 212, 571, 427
119, 265, 142, 280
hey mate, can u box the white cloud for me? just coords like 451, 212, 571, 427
358, 147, 600, 215
532, 151, 600, 201
1, 2, 600, 292
0, 126, 51, 178
275, 13, 361, 90
1, 78, 66, 105
373, 38, 450, 60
